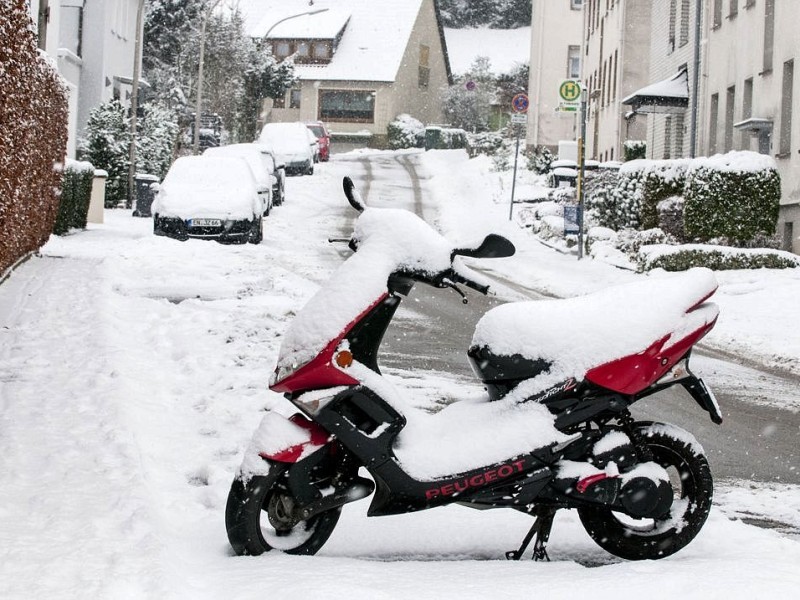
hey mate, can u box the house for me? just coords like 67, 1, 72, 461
237, 0, 452, 148
583, 0, 652, 163
526, 0, 584, 153
28, 0, 142, 159
631, 0, 799, 253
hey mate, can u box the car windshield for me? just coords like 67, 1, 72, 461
163, 157, 254, 189
307, 125, 325, 138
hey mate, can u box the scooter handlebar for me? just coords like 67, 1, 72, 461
448, 271, 490, 295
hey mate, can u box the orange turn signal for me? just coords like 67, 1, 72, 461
334, 350, 354, 368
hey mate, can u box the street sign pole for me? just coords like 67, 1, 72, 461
509, 124, 521, 221
508, 93, 529, 221
577, 88, 588, 260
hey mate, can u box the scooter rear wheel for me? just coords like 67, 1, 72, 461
577, 423, 713, 560
226, 466, 341, 556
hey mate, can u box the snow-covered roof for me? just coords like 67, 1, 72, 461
236, 0, 426, 83
622, 67, 689, 114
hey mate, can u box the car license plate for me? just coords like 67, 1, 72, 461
189, 218, 221, 227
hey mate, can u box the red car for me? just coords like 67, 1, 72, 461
305, 121, 330, 162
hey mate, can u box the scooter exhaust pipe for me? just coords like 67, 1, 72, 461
296, 477, 375, 521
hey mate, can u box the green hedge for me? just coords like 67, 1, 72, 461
425, 126, 468, 150
54, 161, 95, 235
638, 246, 798, 271
684, 157, 780, 244
387, 114, 425, 149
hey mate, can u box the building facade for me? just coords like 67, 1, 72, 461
526, 0, 584, 153
28, 0, 141, 159
583, 0, 652, 163
701, 0, 800, 252
240, 0, 451, 147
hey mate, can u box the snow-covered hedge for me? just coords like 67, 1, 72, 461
684, 152, 781, 244
387, 114, 425, 149
638, 244, 799, 272
54, 161, 95, 235
586, 152, 780, 246
425, 126, 468, 150
623, 140, 646, 161
0, 0, 68, 274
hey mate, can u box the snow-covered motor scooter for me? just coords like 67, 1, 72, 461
226, 177, 723, 561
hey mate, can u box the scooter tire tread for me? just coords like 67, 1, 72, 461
577, 424, 713, 561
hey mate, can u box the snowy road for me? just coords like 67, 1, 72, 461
1, 150, 799, 598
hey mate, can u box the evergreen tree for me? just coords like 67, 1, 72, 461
441, 57, 496, 132
437, 0, 531, 28
81, 100, 130, 206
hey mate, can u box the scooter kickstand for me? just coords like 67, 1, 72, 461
505, 508, 556, 562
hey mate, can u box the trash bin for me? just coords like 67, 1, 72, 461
133, 173, 159, 217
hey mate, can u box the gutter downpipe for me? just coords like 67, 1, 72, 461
689, 0, 702, 157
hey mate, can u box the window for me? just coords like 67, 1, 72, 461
783, 222, 794, 252
724, 85, 735, 152
779, 60, 794, 156
668, 0, 677, 52
742, 77, 754, 148
272, 92, 286, 109
679, 0, 691, 47
319, 90, 375, 123
763, 0, 775, 73
419, 44, 430, 89
567, 46, 581, 79
274, 41, 291, 59
296, 41, 310, 58
709, 93, 720, 153
289, 89, 302, 109
37, 0, 50, 50
674, 114, 685, 156
59, 4, 83, 57
612, 49, 618, 100
664, 116, 673, 159
713, 0, 722, 27
729, 0, 738, 18
312, 41, 331, 60
570, 0, 583, 9
745, 0, 756, 8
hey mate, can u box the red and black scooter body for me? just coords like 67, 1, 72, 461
269, 270, 721, 518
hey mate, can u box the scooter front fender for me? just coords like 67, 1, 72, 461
238, 412, 331, 483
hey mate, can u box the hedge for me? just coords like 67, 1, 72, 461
684, 153, 781, 244
0, 1, 69, 274
54, 161, 95, 235
387, 114, 425, 150
425, 126, 468, 150
637, 245, 799, 272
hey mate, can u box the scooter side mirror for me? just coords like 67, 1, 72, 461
453, 234, 516, 259
343, 177, 365, 213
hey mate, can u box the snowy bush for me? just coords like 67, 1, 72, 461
636, 160, 690, 230
615, 228, 671, 255
586, 164, 643, 231
425, 126, 468, 150
0, 0, 68, 274
657, 195, 686, 241
638, 245, 799, 271
624, 140, 646, 161
466, 131, 504, 157
81, 100, 131, 207
387, 114, 425, 149
54, 161, 95, 235
525, 145, 554, 174
81, 101, 179, 206
684, 152, 781, 245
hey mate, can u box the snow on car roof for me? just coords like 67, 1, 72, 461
237, 0, 424, 83
163, 156, 256, 187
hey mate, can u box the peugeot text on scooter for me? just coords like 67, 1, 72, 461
226, 177, 723, 561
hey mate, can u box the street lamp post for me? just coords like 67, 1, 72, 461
193, 0, 225, 154
261, 8, 329, 41
126, 0, 146, 208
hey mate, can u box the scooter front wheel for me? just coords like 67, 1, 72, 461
577, 423, 713, 560
225, 466, 341, 556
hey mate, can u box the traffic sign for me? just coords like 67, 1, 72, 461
557, 79, 582, 112
511, 93, 529, 113
511, 113, 528, 124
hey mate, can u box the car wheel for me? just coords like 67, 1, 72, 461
306, 162, 314, 176
248, 216, 263, 244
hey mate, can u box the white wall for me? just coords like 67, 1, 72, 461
527, 0, 583, 151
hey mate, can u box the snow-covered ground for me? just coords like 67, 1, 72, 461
1, 149, 799, 598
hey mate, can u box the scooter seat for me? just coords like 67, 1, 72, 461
471, 268, 719, 395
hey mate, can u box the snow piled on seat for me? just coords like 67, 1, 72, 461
472, 268, 720, 395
